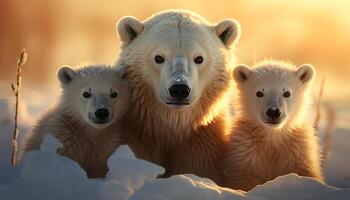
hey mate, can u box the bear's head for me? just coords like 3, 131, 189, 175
233, 61, 316, 129
57, 65, 129, 129
115, 10, 240, 129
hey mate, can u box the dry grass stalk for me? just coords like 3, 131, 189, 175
322, 104, 336, 165
314, 77, 325, 132
312, 78, 335, 166
10, 48, 27, 165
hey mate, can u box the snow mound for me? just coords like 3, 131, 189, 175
131, 173, 350, 200
0, 133, 349, 200
0, 96, 349, 199
130, 174, 246, 200
0, 136, 164, 200
248, 174, 350, 200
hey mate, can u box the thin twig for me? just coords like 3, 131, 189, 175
322, 104, 336, 166
314, 77, 325, 132
11, 48, 27, 165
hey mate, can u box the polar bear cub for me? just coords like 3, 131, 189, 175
20, 64, 129, 178
224, 60, 324, 191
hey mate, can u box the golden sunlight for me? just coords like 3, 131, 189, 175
1, 0, 350, 102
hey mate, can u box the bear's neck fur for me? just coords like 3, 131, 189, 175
26, 105, 123, 178
124, 62, 232, 139
225, 118, 324, 190
120, 63, 233, 185
232, 116, 312, 141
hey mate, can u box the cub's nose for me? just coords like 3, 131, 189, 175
95, 108, 110, 120
169, 84, 190, 101
266, 108, 281, 120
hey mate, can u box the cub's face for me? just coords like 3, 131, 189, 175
116, 12, 240, 110
57, 66, 129, 129
233, 63, 315, 129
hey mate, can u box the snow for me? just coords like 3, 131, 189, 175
0, 89, 349, 199
130, 174, 247, 200
324, 128, 350, 188
131, 174, 350, 200
0, 98, 31, 169
0, 135, 163, 200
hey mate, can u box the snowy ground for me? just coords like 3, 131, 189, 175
0, 85, 349, 200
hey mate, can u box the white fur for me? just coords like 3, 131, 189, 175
113, 10, 241, 185
116, 9, 240, 112
58, 65, 129, 128
224, 60, 323, 191
20, 64, 129, 178
233, 60, 315, 130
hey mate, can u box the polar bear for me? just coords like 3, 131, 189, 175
20, 64, 129, 178
115, 10, 241, 185
224, 60, 324, 191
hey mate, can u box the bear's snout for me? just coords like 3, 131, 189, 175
94, 108, 110, 121
169, 84, 191, 101
266, 107, 281, 121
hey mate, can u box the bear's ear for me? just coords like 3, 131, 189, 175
296, 64, 315, 83
214, 19, 241, 48
233, 64, 251, 84
57, 66, 75, 86
116, 16, 144, 45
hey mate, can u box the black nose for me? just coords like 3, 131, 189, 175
95, 108, 110, 120
169, 84, 190, 101
266, 108, 281, 120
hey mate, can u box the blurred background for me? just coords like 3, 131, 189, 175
1, 0, 349, 187
0, 0, 349, 123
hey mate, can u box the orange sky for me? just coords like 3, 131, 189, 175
0, 0, 350, 101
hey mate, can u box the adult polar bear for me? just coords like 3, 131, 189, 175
115, 10, 240, 185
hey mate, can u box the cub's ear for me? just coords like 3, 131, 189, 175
116, 16, 144, 45
233, 64, 251, 84
57, 66, 75, 86
296, 64, 315, 83
214, 19, 241, 48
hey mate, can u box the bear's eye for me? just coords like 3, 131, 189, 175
194, 56, 203, 64
283, 91, 291, 98
82, 91, 91, 98
154, 55, 165, 64
256, 91, 264, 98
110, 92, 118, 98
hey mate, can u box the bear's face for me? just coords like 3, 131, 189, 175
57, 66, 129, 129
233, 63, 315, 129
116, 11, 240, 110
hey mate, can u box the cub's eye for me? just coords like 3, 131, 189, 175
194, 56, 203, 64
154, 55, 165, 64
256, 91, 264, 98
110, 92, 118, 98
82, 91, 91, 98
283, 91, 291, 98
